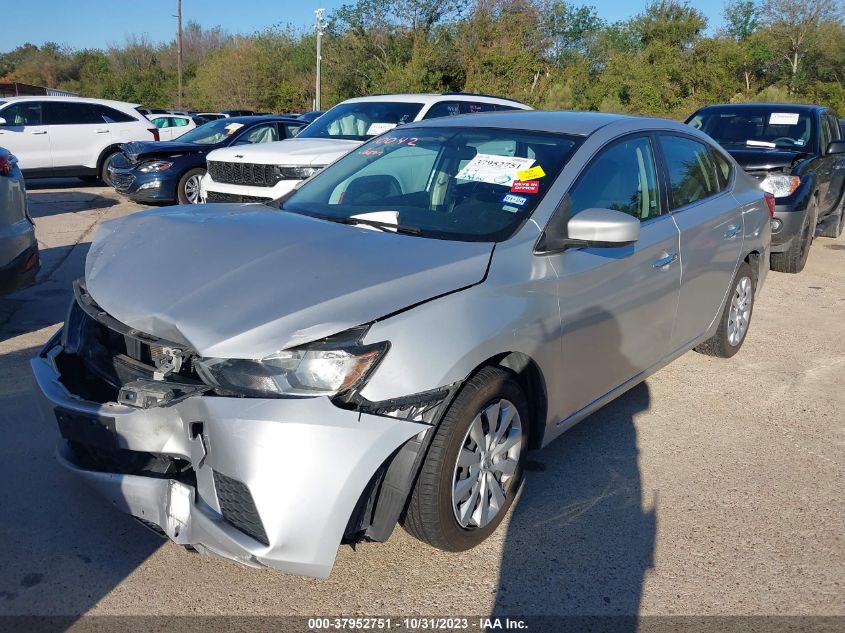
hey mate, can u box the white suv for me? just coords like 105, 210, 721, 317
0, 96, 158, 184
200, 93, 530, 204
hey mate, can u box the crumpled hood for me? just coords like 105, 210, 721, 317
120, 141, 210, 162
206, 137, 361, 168
724, 148, 806, 172
84, 205, 493, 359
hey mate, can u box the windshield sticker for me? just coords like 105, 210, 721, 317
746, 139, 776, 148
374, 136, 418, 147
366, 122, 397, 135
455, 154, 535, 187
358, 148, 384, 157
511, 180, 540, 194
516, 165, 546, 181
502, 205, 520, 213
769, 112, 800, 126
501, 193, 528, 207
224, 123, 244, 135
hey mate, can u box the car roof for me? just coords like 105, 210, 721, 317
402, 110, 674, 136
340, 93, 528, 107
0, 95, 141, 109
219, 115, 306, 124
695, 102, 827, 113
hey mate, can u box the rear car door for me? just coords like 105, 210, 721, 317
0, 101, 51, 169
820, 112, 844, 214
553, 134, 681, 418
42, 101, 108, 168
150, 116, 173, 141
657, 134, 744, 350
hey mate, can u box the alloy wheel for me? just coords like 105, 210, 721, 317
727, 275, 752, 346
184, 174, 202, 204
451, 398, 523, 529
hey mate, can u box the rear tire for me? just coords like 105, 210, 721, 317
177, 168, 205, 205
695, 261, 756, 358
402, 366, 529, 551
771, 202, 816, 273
100, 151, 120, 187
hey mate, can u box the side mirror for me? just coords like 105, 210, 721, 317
827, 140, 845, 155
536, 204, 640, 254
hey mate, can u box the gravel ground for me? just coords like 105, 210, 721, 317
0, 180, 842, 620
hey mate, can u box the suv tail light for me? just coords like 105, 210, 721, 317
763, 192, 776, 218
148, 128, 160, 142
0, 153, 16, 177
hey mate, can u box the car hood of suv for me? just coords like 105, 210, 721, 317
120, 140, 212, 162
723, 147, 807, 172
84, 205, 493, 359
207, 137, 362, 168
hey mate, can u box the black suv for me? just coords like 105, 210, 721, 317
687, 103, 845, 273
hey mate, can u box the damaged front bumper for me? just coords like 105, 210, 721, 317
32, 340, 430, 579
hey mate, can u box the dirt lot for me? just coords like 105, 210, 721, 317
0, 181, 842, 620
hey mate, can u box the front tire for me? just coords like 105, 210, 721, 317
402, 366, 529, 551
695, 261, 756, 358
771, 202, 816, 273
177, 168, 205, 205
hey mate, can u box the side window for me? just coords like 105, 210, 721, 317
283, 122, 305, 138
570, 136, 661, 221
0, 102, 43, 126
172, 117, 190, 127
711, 148, 733, 191
234, 124, 278, 144
150, 117, 169, 129
830, 115, 842, 140
422, 101, 463, 120
94, 105, 136, 123
43, 101, 102, 125
820, 115, 832, 154
658, 135, 720, 209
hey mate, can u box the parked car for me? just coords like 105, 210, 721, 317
195, 112, 226, 121
221, 109, 254, 117
0, 96, 158, 185
201, 93, 530, 203
32, 111, 771, 578
687, 103, 845, 273
0, 147, 38, 294
148, 114, 197, 141
108, 116, 307, 204
297, 110, 325, 123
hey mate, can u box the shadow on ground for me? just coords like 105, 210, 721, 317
0, 345, 162, 617
27, 193, 117, 219
493, 384, 655, 627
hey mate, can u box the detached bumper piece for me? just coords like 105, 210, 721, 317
31, 291, 430, 578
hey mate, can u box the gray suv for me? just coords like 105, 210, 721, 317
32, 111, 771, 578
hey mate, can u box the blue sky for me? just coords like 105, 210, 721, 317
1, 0, 727, 51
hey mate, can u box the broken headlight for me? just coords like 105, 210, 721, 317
760, 174, 800, 198
194, 332, 388, 397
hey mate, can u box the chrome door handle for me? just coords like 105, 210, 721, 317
95, 129, 110, 134
31, 130, 47, 135
653, 252, 678, 269
723, 225, 740, 239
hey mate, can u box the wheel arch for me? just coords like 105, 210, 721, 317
96, 144, 123, 173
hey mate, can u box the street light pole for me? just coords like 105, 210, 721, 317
315, 7, 326, 111
177, 0, 184, 108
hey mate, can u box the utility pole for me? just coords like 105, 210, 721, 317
315, 7, 327, 110
177, 0, 184, 108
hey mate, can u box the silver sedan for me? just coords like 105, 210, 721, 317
32, 111, 771, 578
0, 146, 38, 294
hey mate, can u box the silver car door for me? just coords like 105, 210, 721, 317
550, 135, 681, 422
657, 135, 744, 350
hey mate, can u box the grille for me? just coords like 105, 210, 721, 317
213, 471, 269, 545
111, 172, 135, 192
206, 191, 272, 204
207, 161, 281, 187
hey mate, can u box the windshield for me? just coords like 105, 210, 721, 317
176, 119, 252, 145
688, 108, 815, 151
280, 127, 580, 242
296, 102, 424, 142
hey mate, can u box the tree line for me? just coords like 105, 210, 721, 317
1, 0, 843, 119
